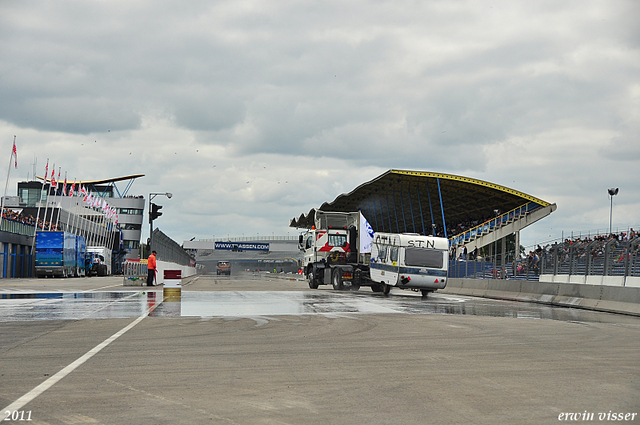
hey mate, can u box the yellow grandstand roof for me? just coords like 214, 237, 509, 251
290, 169, 552, 235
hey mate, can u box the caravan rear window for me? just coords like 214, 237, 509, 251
404, 248, 443, 268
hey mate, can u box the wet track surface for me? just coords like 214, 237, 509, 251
1, 288, 637, 324
2, 276, 639, 424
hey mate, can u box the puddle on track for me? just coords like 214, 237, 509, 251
0, 290, 638, 324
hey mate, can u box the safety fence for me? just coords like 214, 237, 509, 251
152, 229, 193, 267
449, 257, 541, 281
539, 236, 640, 277
449, 236, 640, 282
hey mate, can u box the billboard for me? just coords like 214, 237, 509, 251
214, 242, 270, 251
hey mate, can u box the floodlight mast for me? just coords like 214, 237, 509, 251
608, 188, 618, 235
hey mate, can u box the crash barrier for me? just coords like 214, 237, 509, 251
122, 259, 197, 287
443, 278, 640, 316
123, 259, 148, 286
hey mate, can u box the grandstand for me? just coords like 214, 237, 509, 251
290, 169, 557, 266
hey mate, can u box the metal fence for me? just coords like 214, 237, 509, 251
538, 236, 640, 277
449, 257, 541, 281
449, 236, 640, 281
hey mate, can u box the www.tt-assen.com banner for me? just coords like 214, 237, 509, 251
214, 242, 270, 251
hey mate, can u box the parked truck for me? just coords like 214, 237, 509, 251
86, 246, 112, 276
35, 231, 86, 278
299, 210, 449, 297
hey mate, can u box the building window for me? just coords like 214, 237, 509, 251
119, 208, 143, 215
19, 188, 46, 207
123, 240, 140, 250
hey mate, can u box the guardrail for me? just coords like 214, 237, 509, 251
0, 219, 35, 237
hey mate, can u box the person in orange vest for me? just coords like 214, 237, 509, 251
147, 250, 157, 286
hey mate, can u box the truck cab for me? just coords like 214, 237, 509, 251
216, 261, 231, 275
86, 246, 111, 276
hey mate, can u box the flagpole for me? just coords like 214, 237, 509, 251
55, 170, 66, 230
50, 167, 61, 230
43, 163, 54, 230
0, 135, 17, 232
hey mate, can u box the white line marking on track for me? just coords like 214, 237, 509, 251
1, 300, 162, 412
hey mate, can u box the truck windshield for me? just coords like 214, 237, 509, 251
328, 234, 347, 248
404, 248, 443, 269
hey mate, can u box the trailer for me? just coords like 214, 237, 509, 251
35, 231, 86, 278
86, 246, 112, 276
298, 210, 449, 296
369, 232, 448, 297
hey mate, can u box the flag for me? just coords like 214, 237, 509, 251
44, 160, 49, 181
50, 164, 56, 187
11, 141, 17, 168
359, 212, 374, 254
69, 181, 75, 197
62, 175, 67, 196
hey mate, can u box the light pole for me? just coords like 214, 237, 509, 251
148, 192, 172, 255
608, 188, 619, 235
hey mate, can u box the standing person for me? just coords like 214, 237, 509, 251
147, 250, 157, 286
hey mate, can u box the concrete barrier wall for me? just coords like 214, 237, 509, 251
155, 260, 196, 285
125, 260, 197, 286
443, 277, 640, 316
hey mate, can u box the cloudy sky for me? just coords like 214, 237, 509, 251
1, 0, 638, 249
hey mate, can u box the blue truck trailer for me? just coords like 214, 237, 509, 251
35, 231, 86, 278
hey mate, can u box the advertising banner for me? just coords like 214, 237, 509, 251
214, 242, 270, 251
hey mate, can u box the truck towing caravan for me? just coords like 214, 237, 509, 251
298, 210, 449, 296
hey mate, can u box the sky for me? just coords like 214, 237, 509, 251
1, 0, 638, 250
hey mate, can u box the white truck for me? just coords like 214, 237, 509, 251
86, 246, 112, 276
298, 210, 449, 297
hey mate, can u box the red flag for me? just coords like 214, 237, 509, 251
62, 176, 67, 196
11, 141, 17, 168
50, 164, 56, 187
69, 181, 76, 197
44, 160, 49, 180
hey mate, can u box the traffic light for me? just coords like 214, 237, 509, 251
149, 203, 163, 223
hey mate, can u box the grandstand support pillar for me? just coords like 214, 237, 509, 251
501, 237, 507, 266
515, 230, 520, 261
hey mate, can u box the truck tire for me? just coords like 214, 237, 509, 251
332, 268, 343, 291
421, 289, 432, 298
382, 283, 391, 295
307, 269, 319, 289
